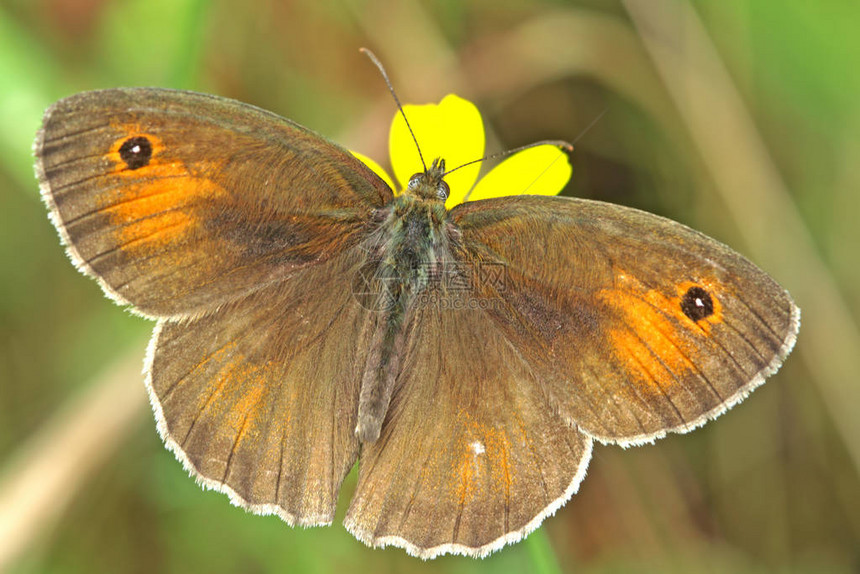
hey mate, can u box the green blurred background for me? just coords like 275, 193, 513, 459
1, 1, 858, 572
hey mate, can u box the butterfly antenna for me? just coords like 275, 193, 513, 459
442, 107, 607, 178
360, 48, 427, 172
442, 139, 574, 178
571, 107, 607, 145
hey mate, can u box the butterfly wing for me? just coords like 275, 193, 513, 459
147, 245, 370, 525
449, 195, 800, 445
36, 88, 392, 526
35, 88, 392, 319
344, 301, 592, 558
344, 194, 798, 557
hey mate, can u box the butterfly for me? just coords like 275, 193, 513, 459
34, 87, 799, 558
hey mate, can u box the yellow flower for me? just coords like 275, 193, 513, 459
352, 94, 571, 209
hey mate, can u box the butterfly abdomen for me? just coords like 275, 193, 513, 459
355, 195, 453, 442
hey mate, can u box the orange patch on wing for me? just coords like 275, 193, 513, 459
185, 352, 285, 476
105, 177, 212, 250
193, 347, 243, 416
449, 408, 513, 506
225, 363, 269, 446
199, 353, 270, 446
598, 273, 724, 393
101, 127, 226, 254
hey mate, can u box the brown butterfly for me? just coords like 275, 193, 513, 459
34, 87, 799, 558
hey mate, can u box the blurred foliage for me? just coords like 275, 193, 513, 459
1, 0, 858, 573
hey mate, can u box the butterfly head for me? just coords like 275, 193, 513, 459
405, 158, 449, 202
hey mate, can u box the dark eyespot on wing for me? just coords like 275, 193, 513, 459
118, 136, 153, 169
680, 285, 715, 321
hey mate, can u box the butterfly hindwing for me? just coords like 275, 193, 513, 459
344, 301, 592, 558
147, 246, 371, 525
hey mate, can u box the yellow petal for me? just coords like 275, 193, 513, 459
350, 150, 397, 193
390, 94, 484, 203
467, 145, 572, 202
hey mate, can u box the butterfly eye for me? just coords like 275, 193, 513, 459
407, 174, 422, 191
436, 181, 450, 200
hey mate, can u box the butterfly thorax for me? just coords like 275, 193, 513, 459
355, 162, 457, 443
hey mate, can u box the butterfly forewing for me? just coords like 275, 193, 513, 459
450, 195, 799, 445
35, 88, 392, 319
